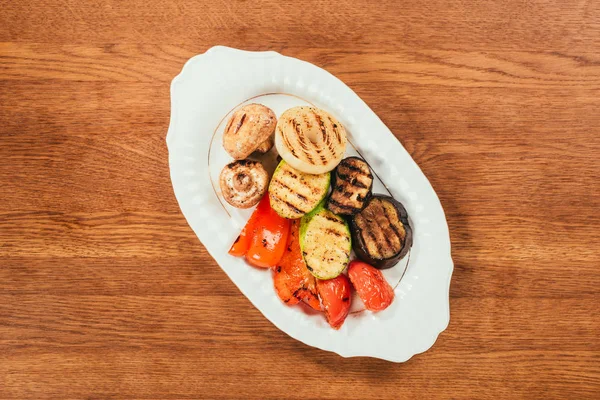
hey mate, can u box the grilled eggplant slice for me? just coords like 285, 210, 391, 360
268, 160, 330, 219
300, 202, 351, 279
350, 195, 412, 269
327, 157, 373, 216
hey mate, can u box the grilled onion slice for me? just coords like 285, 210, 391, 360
350, 195, 412, 269
219, 160, 269, 209
275, 106, 347, 174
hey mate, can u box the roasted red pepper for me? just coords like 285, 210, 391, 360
232, 194, 290, 268
229, 194, 291, 268
273, 220, 321, 310
228, 204, 262, 257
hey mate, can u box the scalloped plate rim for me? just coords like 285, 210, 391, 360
166, 45, 453, 362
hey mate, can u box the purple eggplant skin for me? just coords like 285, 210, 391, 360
350, 194, 413, 269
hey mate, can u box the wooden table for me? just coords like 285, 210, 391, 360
1, 1, 599, 398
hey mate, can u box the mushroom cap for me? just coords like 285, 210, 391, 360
223, 104, 277, 160
219, 160, 269, 209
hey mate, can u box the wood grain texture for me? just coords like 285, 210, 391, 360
1, 0, 599, 398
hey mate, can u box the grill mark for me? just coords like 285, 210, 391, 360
280, 199, 304, 215
336, 172, 369, 189
352, 180, 368, 189
359, 216, 383, 259
224, 116, 234, 135
234, 113, 247, 134
271, 181, 310, 212
377, 221, 395, 250
328, 198, 361, 215
290, 119, 315, 164
373, 200, 399, 254
280, 165, 318, 193
319, 114, 339, 160
283, 168, 299, 180
230, 159, 256, 168
382, 202, 406, 246
334, 127, 341, 144
323, 214, 342, 224
292, 119, 304, 145
281, 127, 299, 158
326, 137, 337, 158
309, 112, 327, 166
313, 112, 327, 143
325, 228, 343, 237
328, 116, 343, 145
303, 149, 315, 164
344, 163, 367, 173
296, 192, 308, 202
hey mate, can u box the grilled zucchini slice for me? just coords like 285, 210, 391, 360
299, 202, 351, 279
327, 157, 373, 215
350, 195, 412, 269
268, 160, 330, 219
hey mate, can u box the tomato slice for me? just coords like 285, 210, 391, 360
347, 260, 394, 312
273, 220, 320, 310
245, 195, 291, 268
316, 275, 352, 329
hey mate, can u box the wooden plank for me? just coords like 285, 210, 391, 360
1, 0, 599, 398
1, 0, 599, 51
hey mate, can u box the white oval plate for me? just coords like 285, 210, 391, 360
166, 46, 453, 362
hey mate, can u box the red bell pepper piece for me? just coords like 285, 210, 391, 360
273, 220, 321, 310
228, 194, 290, 268
228, 204, 262, 257
246, 195, 290, 268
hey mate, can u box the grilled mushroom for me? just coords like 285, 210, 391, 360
327, 157, 373, 216
219, 160, 269, 209
350, 195, 412, 269
223, 104, 276, 160
254, 134, 275, 154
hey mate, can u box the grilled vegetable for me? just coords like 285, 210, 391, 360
223, 104, 276, 160
327, 157, 373, 216
350, 195, 412, 269
273, 220, 320, 310
254, 134, 274, 154
228, 201, 261, 257
348, 260, 394, 311
299, 202, 351, 280
220, 160, 269, 209
317, 274, 352, 329
244, 195, 291, 268
275, 106, 347, 174
268, 160, 330, 219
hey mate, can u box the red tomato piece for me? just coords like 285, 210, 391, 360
347, 260, 394, 312
316, 275, 352, 329
245, 195, 291, 268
